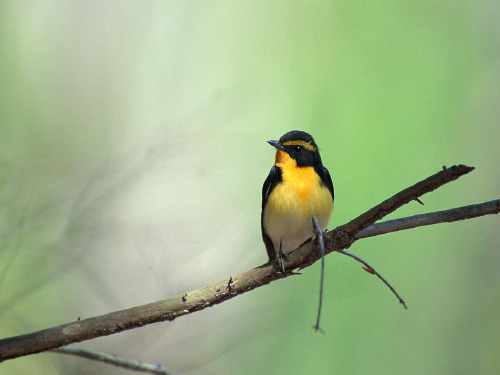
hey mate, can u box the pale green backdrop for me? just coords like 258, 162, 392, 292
1, 1, 499, 374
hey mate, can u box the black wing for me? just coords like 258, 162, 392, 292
262, 165, 282, 209
261, 166, 282, 260
315, 165, 334, 202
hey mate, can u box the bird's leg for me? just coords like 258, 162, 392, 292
277, 240, 286, 273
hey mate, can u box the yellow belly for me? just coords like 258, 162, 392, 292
263, 166, 333, 255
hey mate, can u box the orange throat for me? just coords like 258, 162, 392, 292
275, 150, 296, 168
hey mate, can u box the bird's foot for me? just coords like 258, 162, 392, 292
276, 248, 286, 274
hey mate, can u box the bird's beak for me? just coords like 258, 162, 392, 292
267, 140, 286, 151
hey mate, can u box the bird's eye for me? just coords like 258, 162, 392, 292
294, 145, 303, 153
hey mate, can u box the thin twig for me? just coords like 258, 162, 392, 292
311, 216, 326, 333
336, 249, 408, 309
51, 346, 175, 375
1, 165, 497, 362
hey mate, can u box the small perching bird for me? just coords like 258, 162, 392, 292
261, 130, 334, 271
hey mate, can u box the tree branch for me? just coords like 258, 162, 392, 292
338, 164, 475, 235
356, 199, 500, 239
50, 346, 175, 375
1, 165, 497, 362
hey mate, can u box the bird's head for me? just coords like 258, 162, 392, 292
267, 130, 323, 168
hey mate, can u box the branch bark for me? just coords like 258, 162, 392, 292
1, 165, 497, 362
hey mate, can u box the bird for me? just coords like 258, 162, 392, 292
261, 130, 334, 272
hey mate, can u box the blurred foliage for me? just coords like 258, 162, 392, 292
0, 1, 499, 374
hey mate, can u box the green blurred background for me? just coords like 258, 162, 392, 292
1, 1, 499, 374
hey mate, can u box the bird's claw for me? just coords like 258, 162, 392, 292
277, 249, 286, 273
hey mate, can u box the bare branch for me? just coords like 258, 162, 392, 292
50, 346, 174, 375
0, 165, 497, 362
338, 164, 474, 235
356, 199, 500, 239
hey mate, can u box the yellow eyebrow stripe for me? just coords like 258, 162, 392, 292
282, 140, 316, 152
